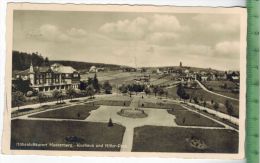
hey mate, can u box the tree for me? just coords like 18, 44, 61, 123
153, 86, 159, 97
213, 102, 219, 115
79, 81, 87, 90
177, 84, 185, 98
44, 57, 50, 66
12, 50, 45, 70
108, 118, 113, 127
12, 91, 26, 110
158, 87, 164, 97
52, 89, 63, 104
225, 100, 234, 119
87, 77, 93, 86
66, 87, 76, 101
103, 81, 112, 94
38, 92, 46, 105
12, 78, 32, 94
92, 73, 100, 93
164, 90, 169, 98
119, 84, 128, 93
203, 101, 207, 107
86, 85, 95, 98
144, 87, 151, 96
177, 84, 190, 101
193, 97, 199, 104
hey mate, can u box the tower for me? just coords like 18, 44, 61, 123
180, 62, 182, 68
29, 61, 35, 86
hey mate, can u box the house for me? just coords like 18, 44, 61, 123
89, 66, 97, 73
14, 63, 80, 92
184, 69, 190, 74
201, 76, 208, 81
156, 69, 162, 74
231, 76, 240, 82
209, 74, 217, 81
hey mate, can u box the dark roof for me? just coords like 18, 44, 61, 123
15, 69, 30, 75
34, 66, 52, 73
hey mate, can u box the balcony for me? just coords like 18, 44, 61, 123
34, 81, 69, 87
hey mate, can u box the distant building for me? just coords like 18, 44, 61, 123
89, 66, 97, 73
231, 76, 240, 82
14, 63, 80, 92
156, 69, 162, 74
180, 62, 182, 67
201, 76, 208, 81
184, 69, 189, 74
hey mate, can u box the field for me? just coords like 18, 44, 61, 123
81, 71, 139, 87
11, 119, 125, 151
29, 104, 99, 120
185, 88, 239, 118
167, 108, 224, 127
96, 95, 133, 106
166, 86, 179, 99
165, 85, 239, 118
202, 81, 239, 99
132, 126, 238, 153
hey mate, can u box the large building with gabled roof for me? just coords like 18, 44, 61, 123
14, 63, 80, 92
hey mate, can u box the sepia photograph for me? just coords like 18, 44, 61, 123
2, 3, 247, 159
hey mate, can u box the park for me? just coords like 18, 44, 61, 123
11, 69, 239, 153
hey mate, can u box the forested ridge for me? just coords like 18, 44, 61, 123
12, 51, 125, 71
12, 51, 49, 71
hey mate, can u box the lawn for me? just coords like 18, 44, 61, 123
11, 119, 125, 151
132, 126, 238, 153
185, 88, 239, 118
166, 84, 239, 118
167, 107, 224, 127
11, 103, 69, 118
201, 81, 239, 99
150, 78, 169, 86
29, 104, 99, 120
166, 86, 179, 99
95, 95, 132, 106
139, 97, 179, 109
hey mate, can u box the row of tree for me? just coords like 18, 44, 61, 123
12, 86, 96, 109
118, 84, 169, 98
79, 74, 112, 94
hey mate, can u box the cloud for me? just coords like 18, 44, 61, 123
27, 24, 87, 42
215, 41, 240, 56
99, 17, 148, 40
38, 24, 70, 42
148, 32, 179, 45
67, 28, 87, 37
99, 14, 188, 41
192, 14, 240, 33
149, 14, 183, 32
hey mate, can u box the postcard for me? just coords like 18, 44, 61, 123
2, 3, 247, 159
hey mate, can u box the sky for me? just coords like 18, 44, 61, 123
13, 10, 241, 70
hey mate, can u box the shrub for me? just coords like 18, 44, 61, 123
12, 91, 26, 109
108, 118, 113, 127
26, 91, 33, 97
